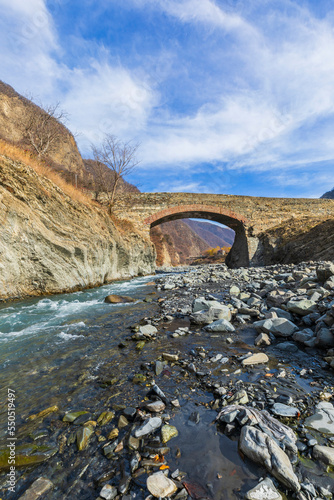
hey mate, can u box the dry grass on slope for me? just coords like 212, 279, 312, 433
0, 139, 93, 206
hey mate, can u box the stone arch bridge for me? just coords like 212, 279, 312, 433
114, 193, 334, 268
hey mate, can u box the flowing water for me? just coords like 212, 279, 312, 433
0, 275, 333, 499
0, 276, 159, 437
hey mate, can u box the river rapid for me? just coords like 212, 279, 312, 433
0, 264, 334, 500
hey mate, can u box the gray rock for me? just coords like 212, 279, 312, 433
190, 309, 214, 325
134, 417, 162, 438
317, 262, 334, 283
305, 402, 334, 434
268, 318, 299, 337
286, 299, 317, 316
100, 484, 117, 500
245, 478, 282, 500
276, 342, 299, 353
292, 329, 315, 344
139, 324, 158, 336
269, 307, 293, 321
272, 403, 299, 417
205, 319, 235, 332
316, 327, 334, 347
239, 426, 300, 492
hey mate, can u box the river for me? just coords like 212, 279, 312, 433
1, 268, 333, 499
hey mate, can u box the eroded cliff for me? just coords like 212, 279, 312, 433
0, 153, 155, 301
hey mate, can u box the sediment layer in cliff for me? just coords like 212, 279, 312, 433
259, 216, 334, 265
0, 153, 155, 301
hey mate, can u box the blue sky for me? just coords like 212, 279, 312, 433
1, 0, 334, 197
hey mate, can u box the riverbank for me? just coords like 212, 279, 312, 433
1, 262, 334, 499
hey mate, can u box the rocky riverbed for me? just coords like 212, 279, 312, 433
1, 261, 334, 500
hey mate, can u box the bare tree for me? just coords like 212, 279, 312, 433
22, 101, 68, 158
91, 134, 140, 212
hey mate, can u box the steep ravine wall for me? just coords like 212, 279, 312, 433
0, 155, 155, 301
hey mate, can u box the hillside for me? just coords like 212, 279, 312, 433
0, 81, 85, 179
150, 220, 210, 266
0, 147, 155, 301
184, 219, 235, 247
260, 216, 334, 264
321, 187, 334, 199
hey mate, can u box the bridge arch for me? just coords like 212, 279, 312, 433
144, 204, 250, 268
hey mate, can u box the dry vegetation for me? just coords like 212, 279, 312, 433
0, 139, 93, 206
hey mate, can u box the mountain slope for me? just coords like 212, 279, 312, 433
184, 219, 235, 247
151, 220, 210, 266
321, 187, 334, 199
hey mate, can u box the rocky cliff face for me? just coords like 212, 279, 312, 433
259, 217, 334, 265
0, 81, 85, 178
0, 153, 155, 301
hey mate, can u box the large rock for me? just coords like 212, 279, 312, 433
316, 262, 334, 283
239, 426, 300, 492
312, 445, 334, 465
304, 402, 334, 434
147, 471, 177, 498
18, 478, 53, 500
205, 319, 235, 332
245, 478, 282, 500
242, 353, 269, 366
286, 299, 317, 316
255, 318, 298, 337
134, 417, 162, 438
104, 294, 136, 304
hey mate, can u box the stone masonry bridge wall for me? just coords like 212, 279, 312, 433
114, 193, 334, 268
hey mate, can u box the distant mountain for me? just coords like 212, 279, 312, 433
321, 188, 334, 199
184, 219, 235, 247
151, 220, 209, 266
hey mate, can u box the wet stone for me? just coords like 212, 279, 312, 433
63, 411, 89, 422
146, 401, 166, 413
147, 471, 178, 498
312, 445, 334, 465
134, 417, 162, 438
304, 402, 334, 434
18, 477, 54, 500
99, 484, 117, 500
245, 478, 282, 500
76, 425, 94, 451
97, 411, 115, 426
118, 415, 129, 428
161, 424, 178, 443
242, 353, 269, 366
272, 403, 299, 418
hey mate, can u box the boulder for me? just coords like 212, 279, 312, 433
205, 319, 235, 332
286, 299, 317, 316
316, 262, 334, 283
304, 402, 334, 434
245, 478, 282, 500
104, 294, 136, 304
312, 445, 334, 465
239, 426, 300, 492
